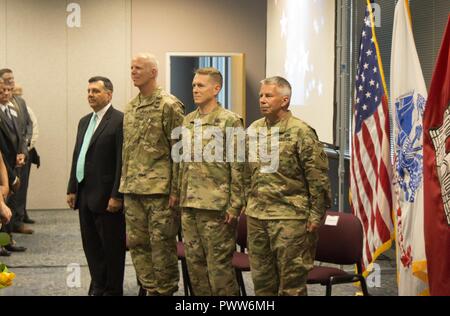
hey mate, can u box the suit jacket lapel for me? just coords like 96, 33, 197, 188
0, 109, 11, 130
0, 108, 20, 150
76, 116, 91, 153
88, 106, 113, 149
0, 115, 13, 146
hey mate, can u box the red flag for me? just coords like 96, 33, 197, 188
423, 15, 450, 296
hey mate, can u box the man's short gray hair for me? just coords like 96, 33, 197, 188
260, 76, 292, 98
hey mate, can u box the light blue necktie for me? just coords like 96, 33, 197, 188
76, 113, 97, 183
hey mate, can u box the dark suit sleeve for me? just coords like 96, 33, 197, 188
17, 97, 33, 147
2, 152, 17, 187
12, 112, 27, 156
111, 113, 124, 199
67, 119, 82, 194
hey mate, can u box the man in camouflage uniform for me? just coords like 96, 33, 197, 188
176, 67, 244, 296
245, 76, 331, 296
120, 53, 184, 296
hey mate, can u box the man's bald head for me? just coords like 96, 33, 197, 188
133, 53, 159, 70
131, 53, 159, 94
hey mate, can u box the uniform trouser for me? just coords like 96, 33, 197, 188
78, 184, 126, 296
125, 194, 179, 296
181, 208, 239, 296
247, 216, 317, 296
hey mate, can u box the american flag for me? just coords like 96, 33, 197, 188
350, 1, 394, 273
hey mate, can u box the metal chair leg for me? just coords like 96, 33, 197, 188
235, 269, 247, 296
181, 257, 193, 296
326, 283, 332, 296
359, 277, 370, 296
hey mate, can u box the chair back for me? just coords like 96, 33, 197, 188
315, 211, 364, 265
236, 213, 247, 251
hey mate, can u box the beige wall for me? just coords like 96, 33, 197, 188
0, 0, 5, 66
131, 0, 267, 126
1, 0, 68, 209
0, 0, 266, 209
0, 0, 131, 209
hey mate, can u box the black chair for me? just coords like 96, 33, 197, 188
307, 211, 370, 296
232, 213, 250, 296
177, 230, 194, 296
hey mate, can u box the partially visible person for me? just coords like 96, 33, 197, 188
67, 76, 125, 296
177, 67, 244, 296
0, 198, 12, 225
0, 77, 27, 255
0, 152, 12, 228
0, 78, 26, 195
245, 76, 331, 296
0, 195, 12, 256
0, 151, 11, 256
12, 83, 40, 222
0, 69, 34, 229
120, 53, 184, 296
25, 105, 39, 153
0, 150, 10, 199
12, 84, 22, 97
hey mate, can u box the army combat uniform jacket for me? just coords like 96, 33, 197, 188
119, 87, 184, 196
245, 112, 331, 224
178, 105, 245, 217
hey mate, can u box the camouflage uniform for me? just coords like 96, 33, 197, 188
178, 105, 244, 296
120, 87, 184, 295
245, 111, 331, 296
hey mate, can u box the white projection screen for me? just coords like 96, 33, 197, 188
266, 0, 335, 144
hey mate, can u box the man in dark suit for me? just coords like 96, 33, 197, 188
0, 152, 13, 256
1, 69, 34, 226
67, 76, 125, 296
0, 69, 34, 231
0, 78, 28, 255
